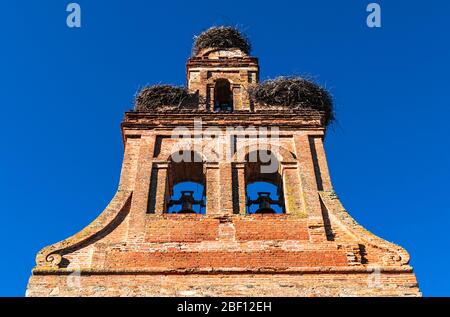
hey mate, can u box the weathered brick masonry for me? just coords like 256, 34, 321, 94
26, 30, 420, 297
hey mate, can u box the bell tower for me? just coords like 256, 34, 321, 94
27, 27, 420, 297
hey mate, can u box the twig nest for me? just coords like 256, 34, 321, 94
193, 26, 251, 56
249, 76, 334, 126
134, 85, 198, 111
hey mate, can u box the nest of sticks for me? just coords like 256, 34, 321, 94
248, 76, 334, 125
134, 85, 201, 112
192, 26, 251, 56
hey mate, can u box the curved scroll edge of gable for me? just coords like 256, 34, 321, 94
319, 191, 411, 266
35, 190, 133, 268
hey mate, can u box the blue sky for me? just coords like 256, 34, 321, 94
0, 0, 449, 296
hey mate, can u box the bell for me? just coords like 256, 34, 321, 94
254, 192, 276, 214
177, 191, 197, 214
215, 102, 232, 112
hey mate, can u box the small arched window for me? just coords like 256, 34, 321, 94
214, 79, 233, 112
166, 151, 206, 214
245, 150, 285, 214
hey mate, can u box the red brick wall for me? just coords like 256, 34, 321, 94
105, 250, 348, 269
235, 217, 309, 241
146, 216, 219, 242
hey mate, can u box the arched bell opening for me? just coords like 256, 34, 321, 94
166, 182, 205, 214
166, 151, 206, 214
214, 78, 233, 112
245, 150, 285, 214
246, 182, 284, 214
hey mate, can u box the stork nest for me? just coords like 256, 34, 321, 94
193, 26, 251, 56
248, 77, 334, 125
134, 85, 200, 111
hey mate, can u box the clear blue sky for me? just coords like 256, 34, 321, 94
1, 0, 449, 296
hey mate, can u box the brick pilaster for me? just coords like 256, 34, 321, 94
294, 134, 327, 242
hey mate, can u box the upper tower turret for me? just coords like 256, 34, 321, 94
187, 26, 259, 112
134, 26, 334, 128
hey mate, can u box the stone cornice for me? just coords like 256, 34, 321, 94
186, 56, 259, 69
121, 111, 326, 130
32, 266, 414, 276
120, 112, 326, 145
